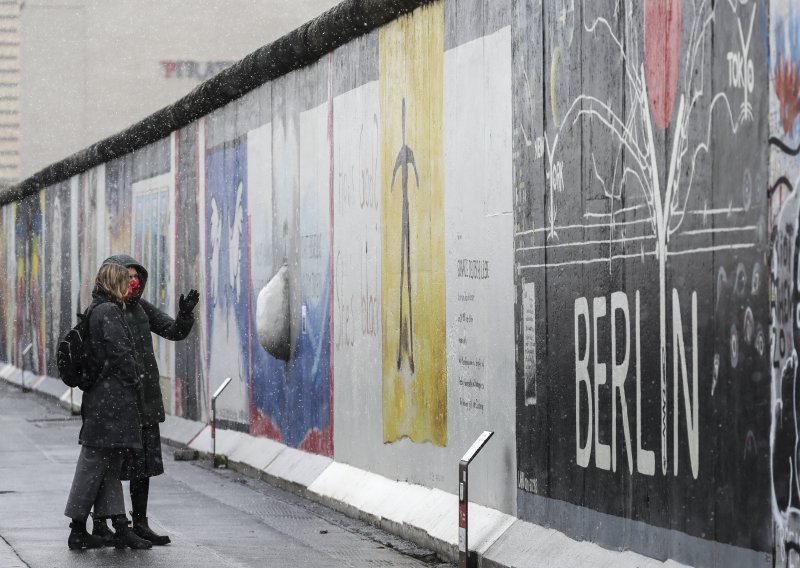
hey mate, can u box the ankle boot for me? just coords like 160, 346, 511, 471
132, 517, 171, 545
112, 519, 152, 550
90, 516, 115, 547
67, 520, 104, 550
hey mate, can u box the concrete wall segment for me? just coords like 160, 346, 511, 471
0, 0, 787, 564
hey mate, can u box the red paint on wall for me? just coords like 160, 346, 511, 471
644, 0, 682, 130
775, 54, 800, 136
249, 406, 283, 442
298, 424, 333, 457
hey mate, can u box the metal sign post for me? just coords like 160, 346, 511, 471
458, 430, 493, 568
21, 343, 33, 392
211, 377, 232, 466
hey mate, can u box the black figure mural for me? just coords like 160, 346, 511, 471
391, 98, 419, 374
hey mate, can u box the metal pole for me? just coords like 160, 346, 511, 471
211, 377, 232, 467
458, 460, 469, 568
21, 343, 32, 392
211, 396, 216, 458
458, 430, 493, 568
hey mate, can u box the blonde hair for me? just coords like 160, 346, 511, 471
95, 263, 129, 305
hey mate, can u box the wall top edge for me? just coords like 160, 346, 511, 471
0, 0, 435, 206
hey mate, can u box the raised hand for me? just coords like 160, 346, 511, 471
179, 289, 200, 314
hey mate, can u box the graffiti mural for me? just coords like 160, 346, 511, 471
251, 69, 333, 454
77, 170, 99, 312
43, 182, 72, 377
770, 1, 800, 564
14, 193, 45, 374
379, 2, 447, 446
294, 97, 332, 452
443, 14, 516, 511
205, 138, 250, 426
247, 119, 278, 439
0, 205, 8, 362
132, 168, 175, 408
175, 123, 204, 420
105, 155, 133, 255
0, 0, 794, 562
515, 0, 770, 560
0, 205, 11, 362
331, 50, 382, 461
5, 204, 14, 366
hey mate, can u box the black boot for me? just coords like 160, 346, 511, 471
112, 518, 152, 550
90, 515, 115, 547
132, 517, 171, 545
67, 519, 104, 550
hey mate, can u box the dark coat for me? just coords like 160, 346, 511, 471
102, 254, 194, 426
79, 289, 143, 449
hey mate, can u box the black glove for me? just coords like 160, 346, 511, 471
179, 289, 200, 315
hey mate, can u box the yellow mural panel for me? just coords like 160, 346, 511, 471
380, 3, 446, 447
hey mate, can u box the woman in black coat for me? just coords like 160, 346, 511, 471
88, 254, 197, 546
63, 261, 152, 550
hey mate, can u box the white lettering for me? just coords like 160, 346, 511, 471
611, 291, 633, 474
672, 289, 699, 479
636, 290, 656, 476
574, 289, 697, 478
575, 297, 592, 468
593, 297, 611, 471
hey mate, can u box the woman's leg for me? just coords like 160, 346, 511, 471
64, 446, 108, 521
93, 451, 125, 519
64, 446, 109, 550
130, 476, 170, 545
93, 450, 151, 550
130, 476, 149, 520
129, 425, 170, 545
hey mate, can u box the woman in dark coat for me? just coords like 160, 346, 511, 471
91, 254, 197, 546
63, 261, 152, 550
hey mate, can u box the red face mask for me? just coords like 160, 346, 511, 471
126, 276, 142, 300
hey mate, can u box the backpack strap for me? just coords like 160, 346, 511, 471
84, 304, 92, 336
81, 303, 97, 373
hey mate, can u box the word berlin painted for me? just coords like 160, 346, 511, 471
574, 289, 698, 479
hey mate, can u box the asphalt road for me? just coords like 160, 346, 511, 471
0, 381, 452, 568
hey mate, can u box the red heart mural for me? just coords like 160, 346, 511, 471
644, 0, 682, 130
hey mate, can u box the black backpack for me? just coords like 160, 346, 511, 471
56, 306, 96, 391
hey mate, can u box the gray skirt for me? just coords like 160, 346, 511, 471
120, 424, 164, 480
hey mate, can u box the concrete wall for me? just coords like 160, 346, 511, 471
514, 1, 771, 564
0, 0, 793, 564
769, 1, 800, 565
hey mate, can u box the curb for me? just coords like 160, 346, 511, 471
0, 362, 685, 567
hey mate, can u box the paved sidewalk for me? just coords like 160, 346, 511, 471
0, 381, 451, 568
0, 364, 691, 568
0, 536, 26, 568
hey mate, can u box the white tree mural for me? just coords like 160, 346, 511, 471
540, 0, 744, 474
